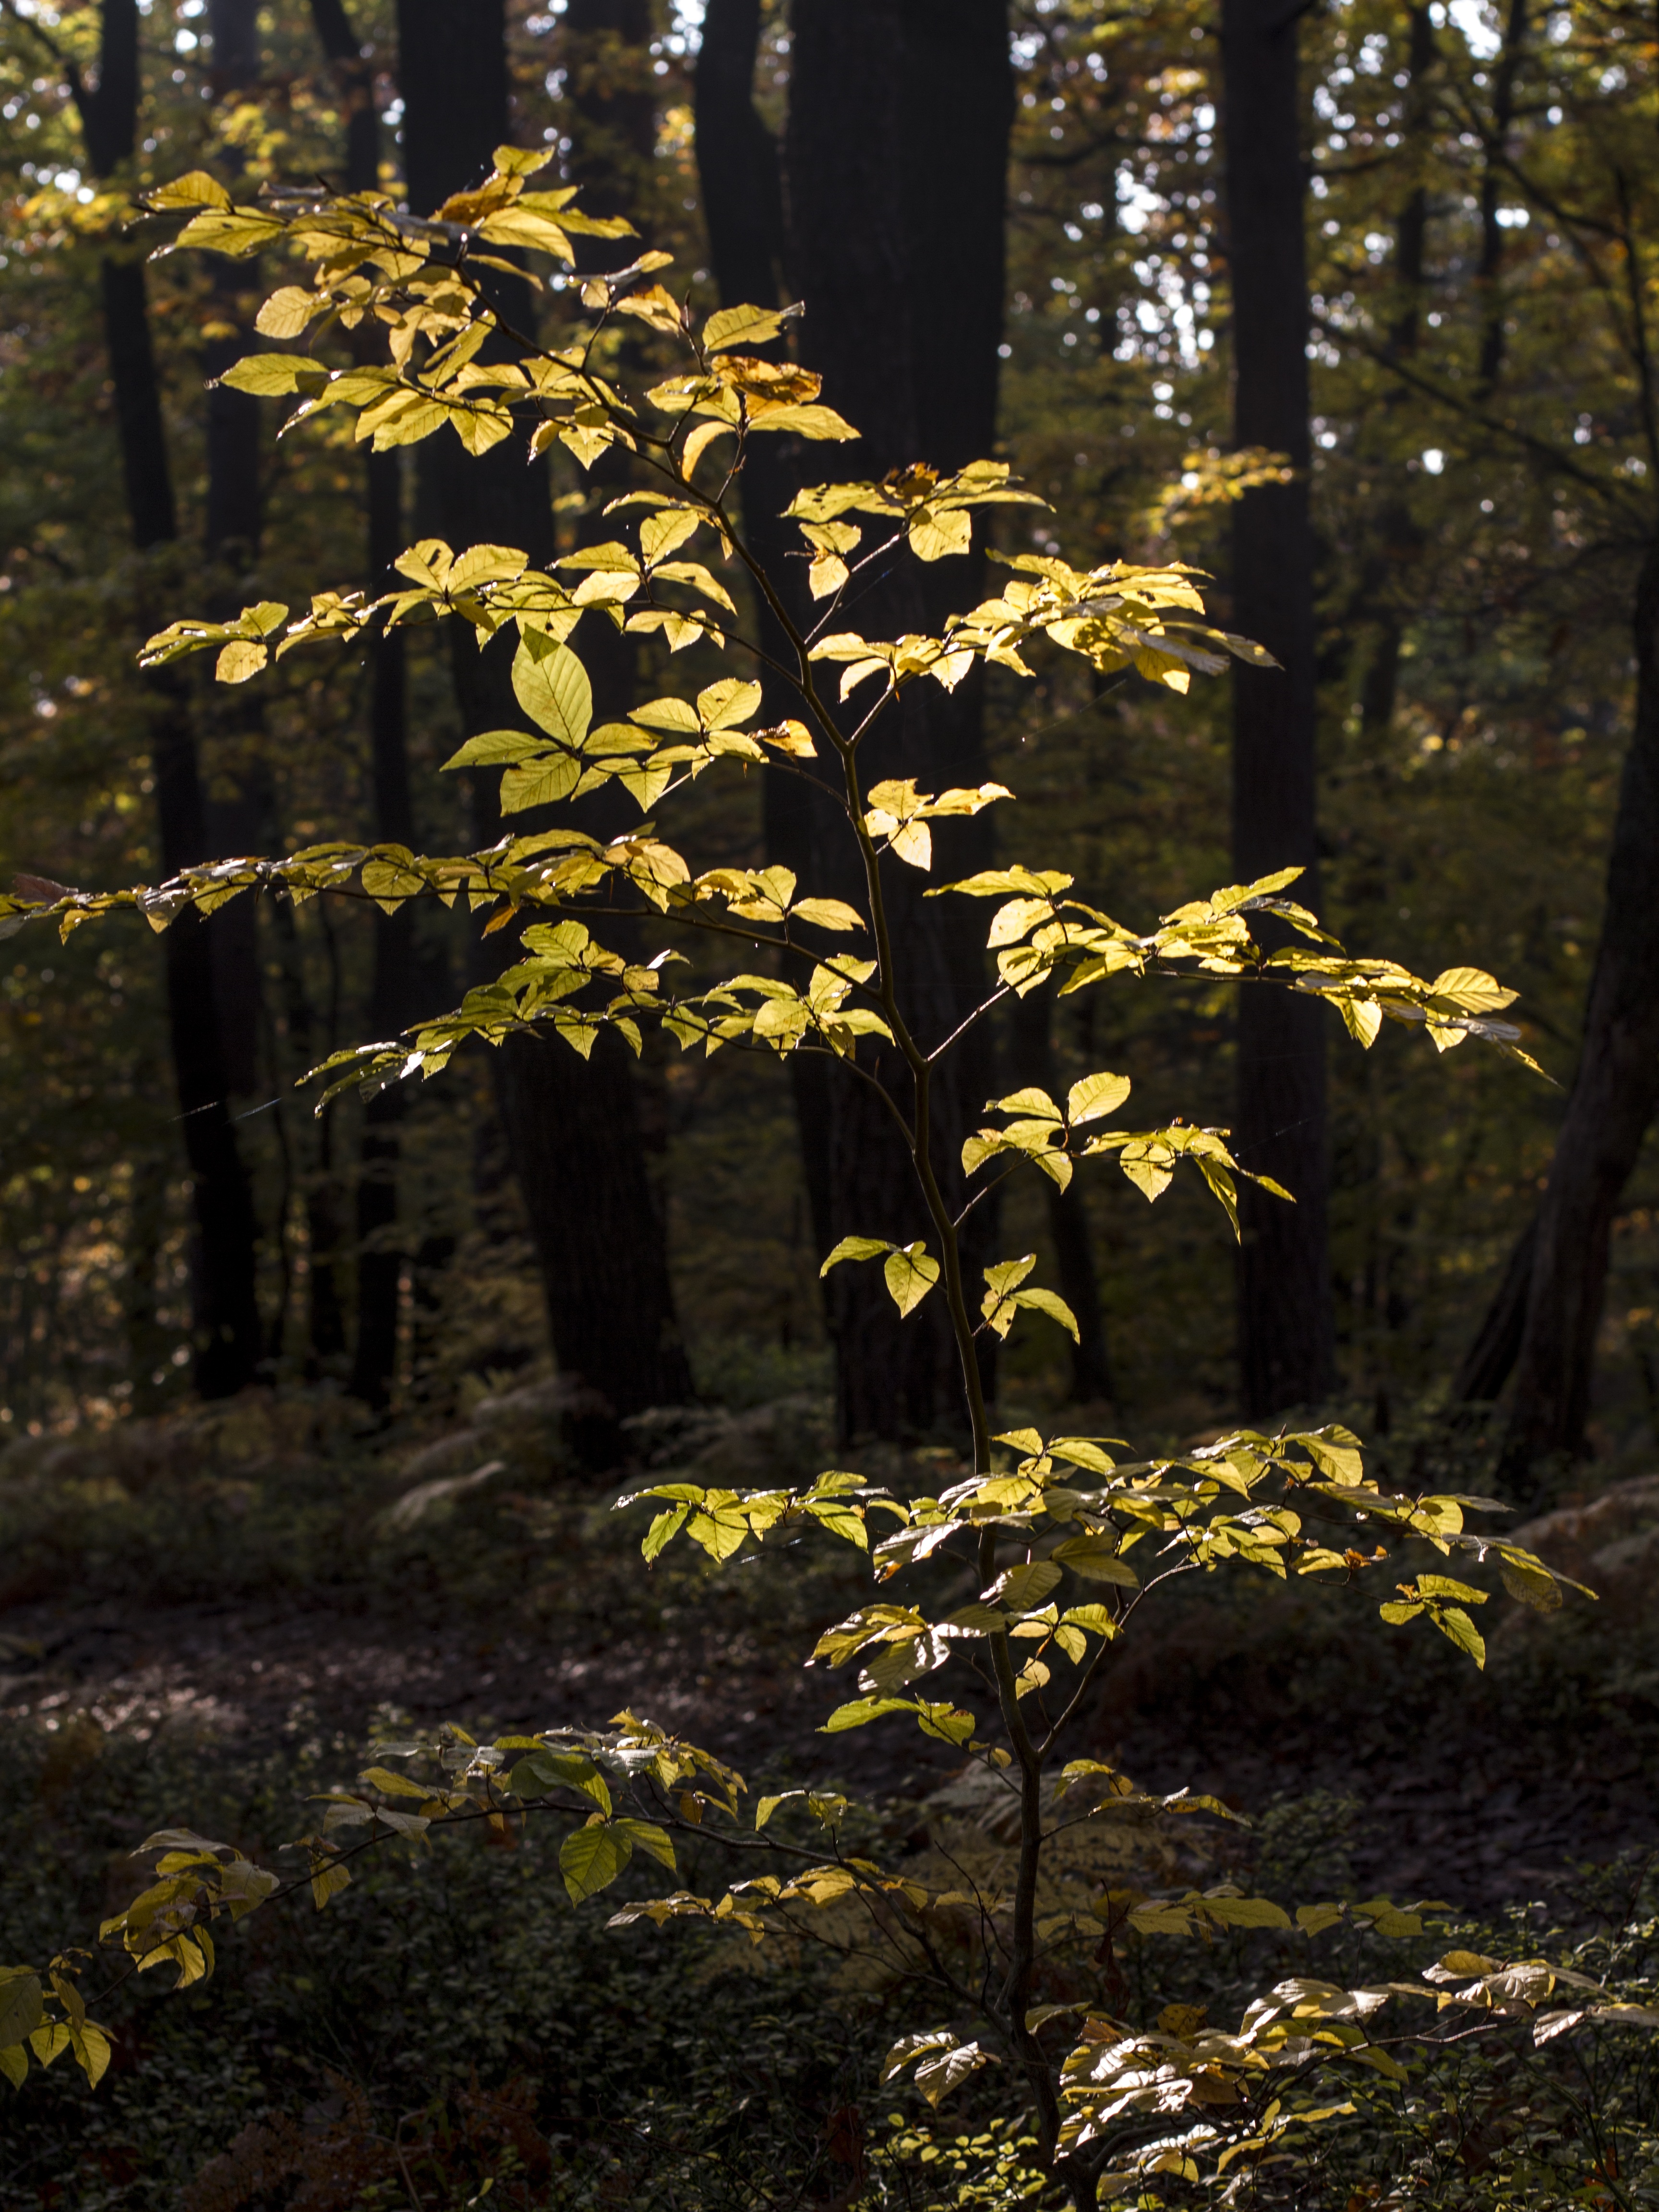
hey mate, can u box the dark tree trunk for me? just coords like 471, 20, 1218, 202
1451, 1210, 1535, 1407
308, 0, 381, 191
304, 0, 418, 1403
1489, 533, 1659, 1488
564, 0, 654, 205
1358, 3, 1435, 754
201, 0, 269, 1111
1221, 0, 1334, 1416
695, 0, 829, 1253
783, 0, 1012, 1443
396, 0, 692, 1443
1475, 0, 1529, 396
152, 697, 265, 1394
71, 0, 262, 1396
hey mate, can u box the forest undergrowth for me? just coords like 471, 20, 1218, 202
3, 1370, 1659, 2210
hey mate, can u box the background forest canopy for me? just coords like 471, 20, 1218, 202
0, 0, 1654, 1496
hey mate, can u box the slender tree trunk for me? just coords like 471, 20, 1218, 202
775, 0, 1012, 1444
1221, 0, 1334, 1416
1491, 530, 1659, 1486
69, 0, 262, 1396
396, 0, 692, 1445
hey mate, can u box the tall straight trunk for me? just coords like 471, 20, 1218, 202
1358, 3, 1435, 753
67, 0, 262, 1395
395, 0, 691, 1443
1475, 0, 1529, 396
784, 0, 1012, 1443
202, 0, 268, 1110
307, 0, 381, 191
1490, 531, 1659, 1487
305, 0, 417, 1401
695, 0, 831, 1264
1221, 0, 1334, 1416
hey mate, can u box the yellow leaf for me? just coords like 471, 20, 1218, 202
149, 168, 231, 211
216, 640, 268, 685
883, 1243, 939, 1317
513, 632, 592, 746
757, 719, 816, 757
614, 282, 685, 333
311, 1859, 351, 1910
748, 402, 859, 441
908, 506, 973, 562
791, 898, 865, 933
704, 301, 797, 351
682, 418, 733, 473
1066, 1070, 1130, 1125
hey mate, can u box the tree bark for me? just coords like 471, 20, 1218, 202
201, 0, 269, 1110
307, 0, 380, 191
694, 0, 833, 1274
303, 0, 419, 1403
782, 0, 1013, 1443
396, 0, 692, 1443
1221, 0, 1334, 1416
1491, 532, 1659, 1487
68, 0, 262, 1395
1475, 0, 1529, 396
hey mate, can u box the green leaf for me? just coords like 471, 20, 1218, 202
441, 730, 547, 770
0, 1975, 43, 2052
512, 632, 592, 746
1065, 1070, 1131, 1125
0, 2041, 25, 2089
1013, 1286, 1080, 1341
988, 1560, 1062, 1612
560, 1819, 633, 1903
1418, 1574, 1488, 1605
697, 677, 762, 731
1431, 1605, 1487, 1669
790, 897, 866, 933
749, 402, 858, 441
357, 1766, 430, 1802
821, 1696, 914, 1733
216, 352, 323, 398
150, 168, 231, 210
819, 1235, 890, 1277
1052, 1536, 1139, 1587
510, 1750, 612, 1815
1203, 1895, 1292, 1930
704, 302, 798, 352
642, 1503, 689, 1561
615, 1818, 677, 1872
883, 1243, 939, 1316
1499, 1554, 1563, 1611
71, 2023, 111, 2089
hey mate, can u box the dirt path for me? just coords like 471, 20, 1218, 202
5, 1588, 1654, 1921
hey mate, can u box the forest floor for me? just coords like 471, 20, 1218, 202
2, 1376, 1655, 1916
4, 1382, 1659, 2210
